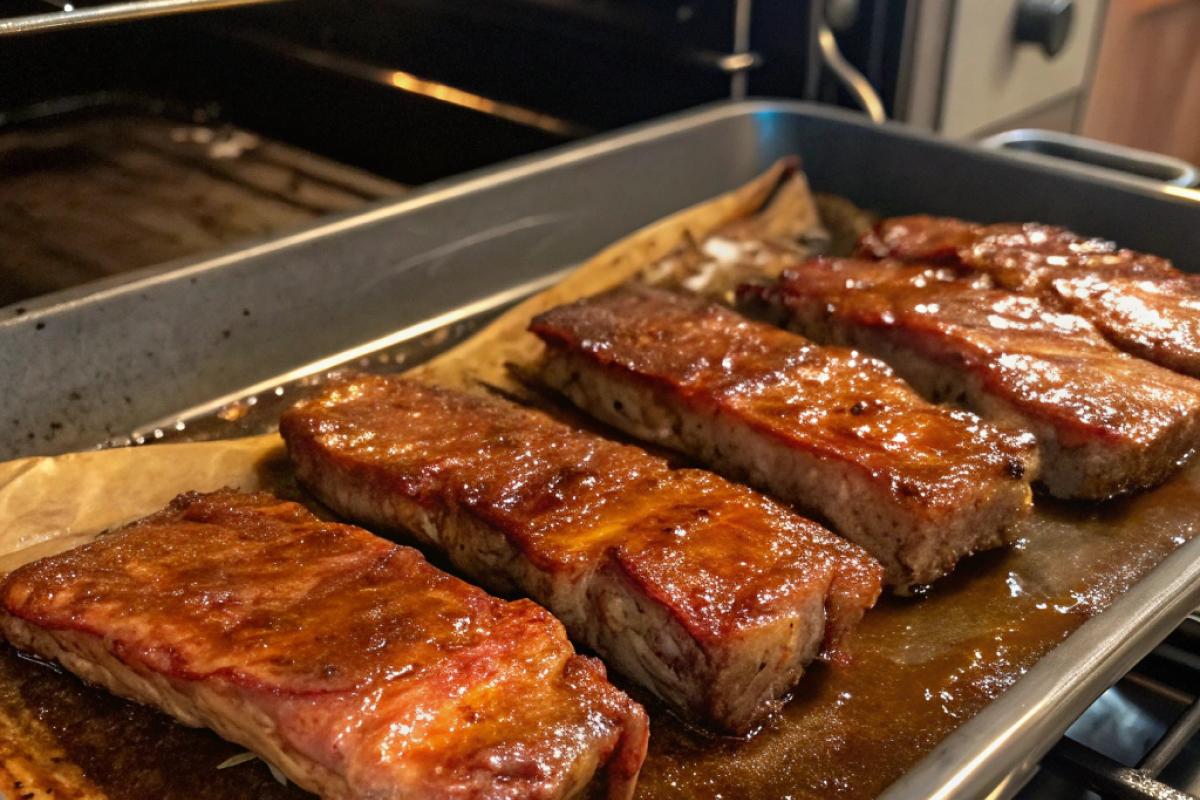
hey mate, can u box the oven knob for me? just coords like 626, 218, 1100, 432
1014, 0, 1075, 58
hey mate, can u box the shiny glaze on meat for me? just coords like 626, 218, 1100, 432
7, 461, 1200, 800
531, 285, 1035, 513
858, 215, 1200, 376
1050, 270, 1200, 377
0, 490, 647, 800
279, 376, 882, 653
857, 215, 1174, 292
752, 259, 1200, 448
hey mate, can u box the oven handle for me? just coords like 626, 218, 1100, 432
816, 16, 887, 124
979, 129, 1200, 189
0, 0, 289, 36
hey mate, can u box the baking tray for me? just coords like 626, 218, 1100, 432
3, 100, 1200, 800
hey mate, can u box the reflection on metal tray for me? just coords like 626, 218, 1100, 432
107, 268, 569, 447
3, 101, 1200, 800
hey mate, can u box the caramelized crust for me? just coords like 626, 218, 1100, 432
856, 215, 1174, 289
858, 215, 1200, 377
744, 259, 1200, 499
1051, 271, 1200, 377
0, 490, 648, 800
529, 285, 1036, 591
280, 376, 883, 734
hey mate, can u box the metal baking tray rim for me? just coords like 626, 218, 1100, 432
6, 97, 1198, 323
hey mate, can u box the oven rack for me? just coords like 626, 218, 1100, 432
1036, 615, 1200, 800
0, 0, 286, 36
